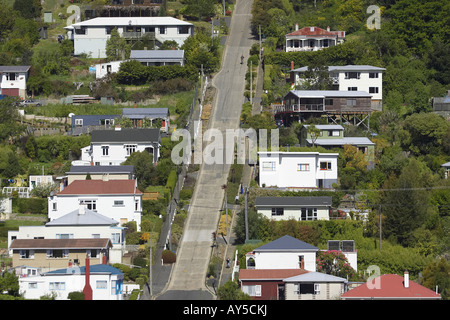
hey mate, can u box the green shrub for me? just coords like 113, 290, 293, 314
13, 198, 47, 214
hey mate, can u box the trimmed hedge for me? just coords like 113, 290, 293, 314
13, 197, 47, 214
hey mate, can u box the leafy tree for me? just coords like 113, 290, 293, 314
182, 0, 217, 20
13, 0, 42, 20
316, 250, 355, 279
105, 27, 130, 62
217, 280, 252, 300
122, 151, 157, 191
422, 258, 450, 300
0, 270, 19, 296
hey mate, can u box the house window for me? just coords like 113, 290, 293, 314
49, 282, 66, 290
56, 234, 73, 239
344, 72, 360, 79
87, 249, 99, 258
6, 73, 17, 81
271, 208, 284, 216
52, 202, 57, 211
125, 144, 137, 156
114, 200, 124, 206
19, 250, 34, 259
92, 234, 100, 238
179, 26, 190, 34
74, 27, 86, 35
46, 249, 69, 258
297, 163, 310, 171
80, 199, 97, 211
102, 146, 109, 156
294, 283, 318, 294
242, 285, 261, 297
348, 87, 357, 91
96, 280, 108, 289
346, 99, 356, 106
369, 72, 379, 78
111, 233, 121, 244
28, 283, 38, 289
301, 208, 317, 220
159, 26, 166, 34
325, 98, 333, 105
320, 161, 332, 170
262, 161, 276, 171
369, 87, 379, 94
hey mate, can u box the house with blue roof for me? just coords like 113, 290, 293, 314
245, 235, 319, 272
19, 259, 124, 300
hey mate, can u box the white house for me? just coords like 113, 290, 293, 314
255, 196, 332, 221
130, 49, 185, 66
19, 261, 124, 300
8, 206, 126, 264
65, 17, 193, 58
291, 65, 385, 110
80, 128, 161, 166
0, 65, 30, 99
95, 60, 123, 79
285, 26, 345, 52
48, 179, 143, 231
258, 151, 338, 189
246, 235, 319, 272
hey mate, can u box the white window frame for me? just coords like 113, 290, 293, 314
242, 284, 261, 297
262, 161, 276, 171
79, 199, 97, 211
125, 144, 137, 156
49, 282, 66, 290
96, 280, 108, 289
297, 163, 310, 171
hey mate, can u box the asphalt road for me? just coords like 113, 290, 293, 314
156, 0, 255, 300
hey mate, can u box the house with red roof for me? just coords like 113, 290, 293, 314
48, 179, 143, 231
285, 25, 345, 52
341, 271, 441, 300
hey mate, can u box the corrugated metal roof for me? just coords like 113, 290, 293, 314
10, 238, 112, 250
239, 269, 309, 280
66, 17, 192, 28
307, 137, 375, 146
130, 50, 184, 60
292, 65, 385, 72
0, 66, 31, 73
45, 208, 119, 226
255, 196, 332, 207
46, 264, 123, 275
289, 90, 372, 98
57, 179, 142, 195
284, 272, 347, 283
90, 128, 160, 143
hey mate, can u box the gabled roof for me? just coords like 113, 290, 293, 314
255, 235, 318, 252
0, 66, 31, 73
67, 165, 134, 175
341, 274, 441, 300
255, 196, 332, 207
56, 179, 142, 195
307, 137, 375, 146
284, 272, 347, 283
46, 264, 123, 276
90, 128, 160, 143
239, 269, 309, 281
130, 50, 184, 60
122, 108, 169, 119
45, 208, 119, 226
66, 17, 192, 29
286, 26, 345, 38
10, 238, 112, 250
292, 65, 385, 73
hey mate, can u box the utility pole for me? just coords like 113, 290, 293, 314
379, 204, 382, 251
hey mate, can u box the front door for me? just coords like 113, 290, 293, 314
278, 284, 285, 300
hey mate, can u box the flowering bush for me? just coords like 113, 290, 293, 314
316, 250, 355, 279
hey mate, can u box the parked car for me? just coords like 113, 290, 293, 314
18, 99, 41, 107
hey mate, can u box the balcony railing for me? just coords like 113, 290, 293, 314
273, 104, 325, 113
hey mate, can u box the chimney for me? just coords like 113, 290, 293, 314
291, 61, 294, 70
404, 270, 409, 288
327, 26, 330, 32
79, 203, 86, 215
102, 255, 107, 265
295, 23, 299, 31
83, 255, 93, 300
